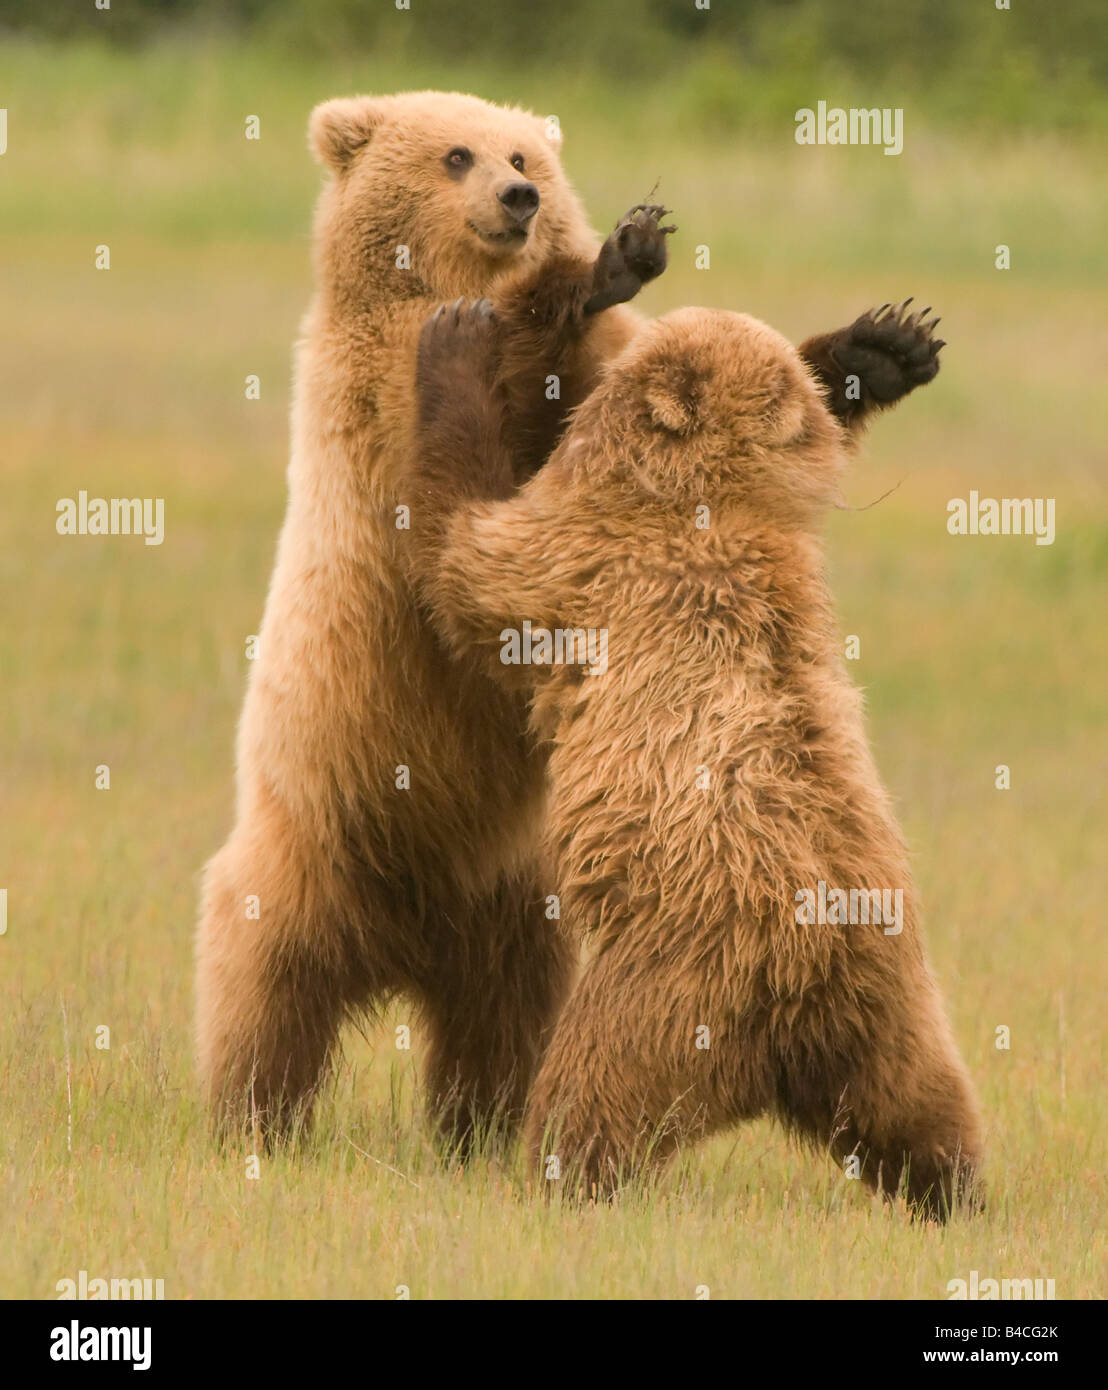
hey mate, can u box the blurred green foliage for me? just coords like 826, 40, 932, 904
3, 0, 1107, 131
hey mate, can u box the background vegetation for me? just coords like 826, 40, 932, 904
1, 2, 1104, 1298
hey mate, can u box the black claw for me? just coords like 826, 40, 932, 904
933, 339, 947, 351
621, 203, 671, 226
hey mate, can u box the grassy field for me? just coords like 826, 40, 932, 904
1, 39, 1105, 1299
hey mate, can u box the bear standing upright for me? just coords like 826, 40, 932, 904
196, 87, 945, 1149
411, 300, 982, 1217
194, 91, 676, 1142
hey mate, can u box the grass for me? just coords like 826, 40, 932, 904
1, 39, 1105, 1299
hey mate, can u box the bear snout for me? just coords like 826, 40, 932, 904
497, 180, 540, 225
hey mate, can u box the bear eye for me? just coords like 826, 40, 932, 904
509, 152, 526, 173
444, 146, 474, 172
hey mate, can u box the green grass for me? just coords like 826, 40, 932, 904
1, 40, 1105, 1300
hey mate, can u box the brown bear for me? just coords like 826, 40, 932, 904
195, 91, 685, 1145
410, 298, 982, 1218
195, 85, 944, 1151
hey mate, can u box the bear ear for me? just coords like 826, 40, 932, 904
309, 97, 385, 171
760, 368, 810, 445
644, 366, 703, 435
765, 391, 808, 445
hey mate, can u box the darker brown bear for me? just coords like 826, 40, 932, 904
411, 300, 982, 1218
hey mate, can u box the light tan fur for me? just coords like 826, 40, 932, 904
195, 92, 641, 1142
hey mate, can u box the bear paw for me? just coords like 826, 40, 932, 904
585, 203, 677, 315
417, 296, 499, 408
835, 299, 945, 405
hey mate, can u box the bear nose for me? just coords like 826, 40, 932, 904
497, 181, 540, 224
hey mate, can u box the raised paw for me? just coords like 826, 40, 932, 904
585, 202, 677, 315
419, 296, 497, 378
835, 298, 945, 405
417, 297, 498, 423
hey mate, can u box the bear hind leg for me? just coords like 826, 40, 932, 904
778, 1013, 984, 1222
416, 882, 575, 1157
523, 945, 740, 1199
196, 837, 389, 1143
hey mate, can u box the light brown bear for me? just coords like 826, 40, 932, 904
195, 90, 679, 1144
411, 299, 982, 1218
196, 86, 945, 1151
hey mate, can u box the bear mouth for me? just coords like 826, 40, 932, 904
467, 220, 530, 248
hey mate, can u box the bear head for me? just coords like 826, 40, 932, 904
308, 91, 596, 305
562, 307, 848, 528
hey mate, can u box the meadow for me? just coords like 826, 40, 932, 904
1, 38, 1105, 1299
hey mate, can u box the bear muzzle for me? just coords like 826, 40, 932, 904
467, 180, 540, 248
497, 180, 540, 225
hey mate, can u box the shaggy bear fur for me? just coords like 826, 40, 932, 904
195, 85, 947, 1152
411, 300, 982, 1218
194, 91, 673, 1143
